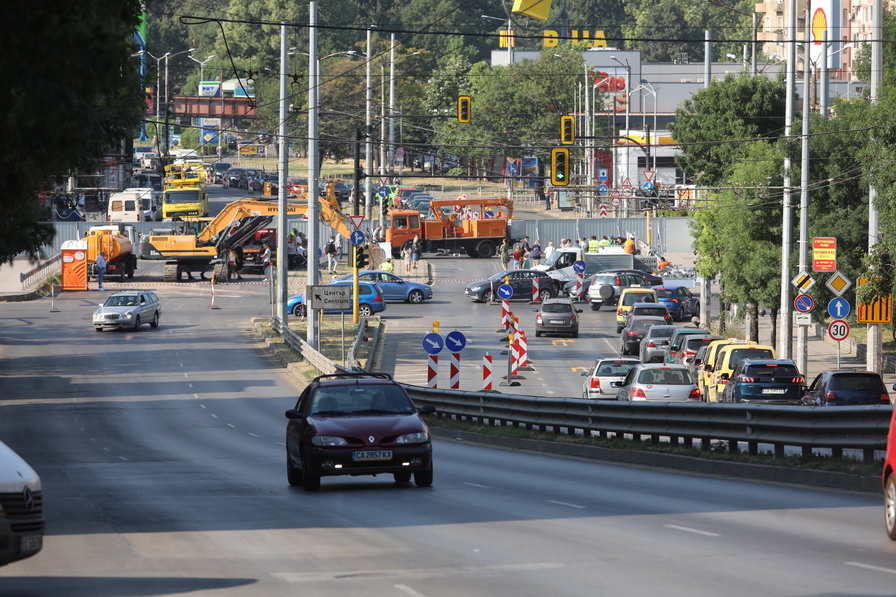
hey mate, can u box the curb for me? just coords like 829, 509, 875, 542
429, 427, 881, 494
252, 321, 309, 388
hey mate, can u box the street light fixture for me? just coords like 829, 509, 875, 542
161, 48, 196, 154
189, 54, 215, 82
482, 14, 513, 63
629, 82, 658, 174
704, 0, 757, 76
610, 55, 631, 192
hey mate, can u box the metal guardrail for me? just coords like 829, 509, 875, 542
402, 385, 893, 462
270, 316, 348, 375
20, 254, 62, 290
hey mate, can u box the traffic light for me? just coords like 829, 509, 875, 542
355, 246, 368, 270
457, 96, 471, 123
551, 148, 570, 186
560, 115, 575, 145
381, 199, 389, 216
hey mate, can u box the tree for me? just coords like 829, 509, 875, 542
0, 1, 145, 264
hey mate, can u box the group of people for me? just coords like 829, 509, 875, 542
499, 235, 549, 271
287, 229, 309, 270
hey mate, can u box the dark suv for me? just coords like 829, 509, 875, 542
801, 370, 890, 406
285, 373, 436, 491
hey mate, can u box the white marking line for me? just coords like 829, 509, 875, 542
227, 423, 236, 428
200, 404, 206, 409
395, 585, 427, 597
211, 414, 218, 419
546, 390, 555, 394
119, 456, 128, 461
664, 524, 720, 537
248, 433, 259, 437
547, 500, 585, 509
274, 441, 285, 446
180, 363, 184, 367
845, 561, 896, 575
464, 482, 491, 489
188, 384, 193, 388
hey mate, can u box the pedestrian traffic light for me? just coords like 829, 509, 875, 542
551, 148, 570, 186
355, 246, 368, 270
560, 115, 575, 145
457, 96, 471, 123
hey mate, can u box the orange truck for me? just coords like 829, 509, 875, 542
83, 224, 138, 282
385, 197, 516, 258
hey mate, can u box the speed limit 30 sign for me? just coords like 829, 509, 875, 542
828, 319, 850, 342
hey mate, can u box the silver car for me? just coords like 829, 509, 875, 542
639, 325, 677, 363
614, 363, 701, 402
534, 298, 581, 337
93, 290, 161, 332
581, 357, 641, 399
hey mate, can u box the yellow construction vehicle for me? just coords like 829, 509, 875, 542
139, 184, 350, 282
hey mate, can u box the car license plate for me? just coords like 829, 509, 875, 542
352, 450, 392, 461
549, 319, 565, 325
762, 388, 787, 394
20, 535, 42, 552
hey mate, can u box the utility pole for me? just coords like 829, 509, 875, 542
867, 0, 883, 372
778, 0, 797, 359
307, 2, 321, 348
796, 11, 811, 375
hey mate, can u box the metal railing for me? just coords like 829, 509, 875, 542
403, 385, 893, 462
20, 254, 62, 290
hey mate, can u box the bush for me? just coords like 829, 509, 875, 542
446, 167, 466, 178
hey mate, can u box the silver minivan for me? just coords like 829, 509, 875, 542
0, 439, 44, 566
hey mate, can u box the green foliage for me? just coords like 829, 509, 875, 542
0, 1, 145, 263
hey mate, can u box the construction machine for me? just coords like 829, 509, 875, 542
139, 185, 350, 282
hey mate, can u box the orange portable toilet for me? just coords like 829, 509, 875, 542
60, 240, 88, 291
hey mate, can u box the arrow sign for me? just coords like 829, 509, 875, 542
573, 260, 587, 274
598, 184, 608, 195
350, 230, 365, 246
445, 330, 467, 352
642, 181, 655, 192
422, 332, 444, 355
498, 284, 514, 300
378, 186, 389, 198
827, 297, 851, 319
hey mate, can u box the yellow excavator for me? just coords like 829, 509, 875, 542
139, 184, 352, 282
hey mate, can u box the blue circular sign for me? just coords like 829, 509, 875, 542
378, 186, 389, 198
794, 294, 814, 313
827, 297, 851, 319
598, 184, 608, 195
498, 284, 514, 300
422, 332, 444, 355
317, 247, 323, 259
642, 181, 655, 192
445, 331, 467, 352
573, 260, 587, 274
350, 230, 365, 246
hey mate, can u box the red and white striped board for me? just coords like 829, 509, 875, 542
449, 353, 461, 389
427, 355, 438, 388
482, 354, 493, 390
532, 278, 540, 302
599, 204, 608, 219
517, 331, 528, 368
502, 300, 511, 331
511, 338, 519, 376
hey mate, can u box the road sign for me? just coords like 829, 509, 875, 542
349, 215, 364, 230
573, 260, 586, 274
378, 186, 389, 198
307, 285, 352, 310
794, 312, 812, 326
857, 277, 893, 324
598, 168, 608, 181
825, 271, 851, 296
445, 331, 467, 352
611, 197, 620, 207
599, 205, 608, 219
395, 148, 405, 158
622, 187, 634, 198
621, 177, 633, 189
379, 176, 388, 186
813, 237, 837, 272
350, 230, 365, 246
422, 332, 444, 355
497, 284, 514, 300
827, 297, 851, 319
642, 181, 655, 192
828, 319, 850, 342
598, 184, 608, 195
507, 163, 517, 174
791, 271, 815, 293
610, 187, 621, 197
794, 294, 814, 313
643, 171, 655, 182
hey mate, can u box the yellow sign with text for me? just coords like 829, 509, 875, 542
857, 277, 893, 324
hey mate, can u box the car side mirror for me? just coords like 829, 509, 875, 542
577, 309, 583, 313
284, 409, 304, 420
581, 371, 588, 376
418, 404, 436, 415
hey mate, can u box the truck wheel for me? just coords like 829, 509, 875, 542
477, 241, 495, 258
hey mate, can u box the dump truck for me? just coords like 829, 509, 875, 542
385, 197, 516, 258
161, 163, 209, 219
139, 184, 351, 282
84, 224, 138, 282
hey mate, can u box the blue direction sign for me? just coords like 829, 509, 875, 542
378, 186, 390, 198
794, 293, 814, 313
828, 297, 851, 319
497, 284, 514, 300
573, 260, 587, 274
445, 331, 467, 352
598, 168, 609, 181
422, 332, 444, 355
598, 184, 608, 195
350, 230, 365, 246
642, 181, 655, 192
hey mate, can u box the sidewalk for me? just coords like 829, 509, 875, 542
0, 256, 49, 302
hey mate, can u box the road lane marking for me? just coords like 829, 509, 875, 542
664, 524, 720, 537
248, 433, 259, 437
551, 339, 575, 346
464, 482, 491, 489
547, 500, 585, 509
395, 585, 427, 597
845, 562, 896, 575
211, 414, 218, 418
227, 423, 236, 428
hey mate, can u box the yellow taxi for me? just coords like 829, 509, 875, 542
615, 287, 659, 333
706, 342, 777, 403
699, 338, 753, 401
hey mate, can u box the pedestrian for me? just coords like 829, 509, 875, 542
587, 235, 600, 253
373, 225, 383, 243
544, 182, 553, 210
402, 242, 413, 274
624, 235, 636, 254
599, 235, 611, 247
522, 248, 532, 269
531, 241, 542, 266
77, 192, 86, 212
325, 236, 338, 273
499, 238, 511, 271
298, 232, 307, 249
382, 258, 393, 273
96, 250, 107, 290
520, 236, 531, 252
543, 241, 555, 260
411, 234, 421, 270
286, 234, 298, 270
234, 244, 245, 279
262, 242, 273, 279
512, 245, 522, 269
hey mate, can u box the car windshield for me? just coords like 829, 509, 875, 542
542, 303, 572, 314
311, 385, 414, 415
104, 295, 139, 307
830, 374, 883, 391
542, 251, 564, 267
164, 189, 201, 204
638, 368, 692, 385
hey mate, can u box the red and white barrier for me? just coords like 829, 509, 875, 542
502, 300, 511, 331
511, 337, 520, 377
532, 278, 540, 302
482, 354, 493, 390
248, 178, 254, 193
209, 276, 220, 310
517, 330, 528, 368
49, 284, 59, 313
449, 353, 461, 389
427, 355, 438, 388
575, 272, 583, 299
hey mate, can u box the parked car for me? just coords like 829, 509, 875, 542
585, 270, 652, 310
653, 285, 700, 321
883, 401, 896, 539
211, 162, 231, 183
331, 271, 432, 303
619, 316, 667, 356
0, 439, 45, 566
285, 372, 436, 490
720, 359, 805, 404
581, 357, 642, 399
239, 168, 260, 189
615, 287, 659, 332
464, 269, 558, 303
614, 363, 701, 402
601, 268, 663, 286
288, 281, 386, 318
533, 298, 581, 337
93, 290, 162, 332
287, 176, 308, 196
639, 324, 677, 363
331, 181, 351, 204
800, 370, 890, 406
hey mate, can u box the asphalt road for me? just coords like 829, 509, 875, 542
1, 190, 895, 595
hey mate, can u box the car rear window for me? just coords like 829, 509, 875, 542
682, 337, 715, 352
596, 362, 639, 376
830, 374, 884, 391
542, 303, 572, 313
623, 292, 654, 306
633, 307, 668, 317
631, 319, 660, 332
647, 327, 676, 339
638, 368, 693, 385
654, 289, 674, 299
591, 275, 615, 285
727, 348, 774, 368
743, 364, 800, 377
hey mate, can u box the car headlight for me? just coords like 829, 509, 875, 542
311, 436, 348, 447
93, 312, 102, 320
123, 311, 134, 319
395, 431, 429, 444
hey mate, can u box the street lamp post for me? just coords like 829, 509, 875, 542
140, 51, 168, 119
630, 83, 658, 174
161, 48, 196, 155
555, 54, 592, 196
189, 54, 215, 83
482, 14, 512, 64
610, 56, 631, 205
704, 0, 757, 76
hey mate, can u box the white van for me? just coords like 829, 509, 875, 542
0, 439, 44, 566
107, 191, 144, 222
533, 247, 636, 283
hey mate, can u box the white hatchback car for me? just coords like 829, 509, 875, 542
614, 364, 701, 402
581, 357, 642, 399
93, 290, 162, 332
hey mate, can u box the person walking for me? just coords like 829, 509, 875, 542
234, 244, 245, 279
325, 236, 338, 274
534, 178, 547, 210
402, 242, 413, 274
410, 234, 421, 270
334, 233, 344, 263
512, 245, 522, 269
543, 241, 555, 261
499, 238, 511, 271
262, 242, 273, 280
531, 241, 542, 266
96, 251, 107, 290
545, 182, 553, 210
286, 234, 298, 270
